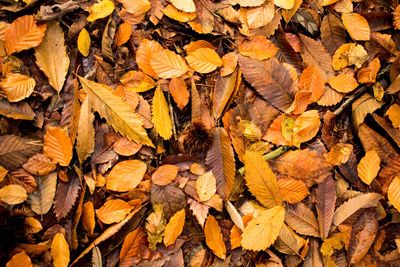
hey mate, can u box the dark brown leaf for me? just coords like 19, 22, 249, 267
0, 135, 42, 170
316, 175, 336, 239
54, 175, 81, 220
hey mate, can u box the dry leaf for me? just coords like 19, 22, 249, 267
164, 208, 185, 246
119, 71, 156, 93
76, 97, 95, 163
357, 58, 380, 84
115, 21, 132, 47
220, 52, 238, 76
136, 39, 164, 78
238, 35, 279, 60
226, 201, 244, 231
357, 150, 381, 185
204, 215, 226, 259
169, 77, 189, 110
162, 4, 197, 22
196, 171, 216, 202
325, 143, 353, 166
77, 28, 91, 57
285, 203, 319, 237
96, 199, 132, 224
186, 48, 222, 74
119, 227, 149, 267
152, 164, 179, 186
6, 251, 32, 267
278, 178, 309, 204
22, 153, 56, 176
151, 49, 189, 78
117, 0, 151, 14
51, 233, 70, 267
82, 201, 95, 236
0, 73, 35, 102
298, 65, 325, 102
388, 176, 400, 213
43, 127, 72, 166
342, 13, 370, 41
87, 0, 115, 22
328, 72, 359, 93
152, 86, 173, 139
274, 0, 294, 9
0, 165, 7, 182
29, 173, 57, 215
0, 184, 27, 204
386, 104, 400, 128
106, 160, 147, 192
292, 110, 321, 147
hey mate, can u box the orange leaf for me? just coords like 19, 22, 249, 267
96, 199, 132, 224
325, 143, 353, 166
4, 15, 46, 55
298, 65, 325, 102
357, 58, 380, 84
152, 164, 179, 186
292, 110, 321, 146
113, 138, 142, 156
82, 201, 95, 236
114, 21, 132, 47
386, 104, 400, 128
170, 0, 196, 12
43, 127, 73, 166
6, 251, 32, 267
394, 5, 400, 30
341, 13, 370, 41
0, 184, 27, 205
357, 150, 381, 185
185, 40, 216, 53
163, 208, 185, 246
119, 227, 149, 267
151, 49, 189, 78
136, 39, 164, 78
220, 52, 238, 77
238, 35, 279, 60
106, 160, 147, 192
22, 153, 56, 176
169, 77, 189, 110
204, 215, 226, 259
117, 0, 151, 15
278, 178, 309, 204
0, 73, 35, 102
388, 176, 400, 213
185, 48, 222, 74
162, 4, 197, 23
328, 72, 359, 93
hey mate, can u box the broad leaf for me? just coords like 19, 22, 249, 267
164, 208, 185, 246
29, 172, 57, 215
0, 135, 42, 170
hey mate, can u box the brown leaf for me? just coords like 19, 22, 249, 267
22, 154, 56, 176
316, 176, 336, 239
320, 14, 347, 55
0, 135, 42, 170
119, 227, 150, 267
285, 203, 319, 237
151, 184, 186, 219
213, 69, 241, 120
54, 176, 80, 220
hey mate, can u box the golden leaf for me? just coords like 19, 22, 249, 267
0, 165, 7, 182
78, 77, 153, 147
196, 171, 217, 202
277, 178, 309, 204
169, 77, 190, 110
43, 126, 72, 166
6, 251, 32, 267
119, 227, 148, 267
87, 0, 115, 22
113, 138, 142, 156
185, 48, 222, 74
115, 22, 132, 47
77, 28, 91, 57
320, 232, 346, 257
106, 160, 147, 192
170, 0, 196, 12
35, 21, 69, 93
96, 199, 132, 224
51, 233, 70, 267
274, 0, 294, 9
117, 0, 151, 15
386, 104, 400, 128
342, 13, 370, 41
29, 173, 57, 215
298, 65, 325, 102
152, 164, 179, 186
0, 73, 35, 102
241, 206, 285, 251
388, 176, 400, 213
357, 150, 381, 185
352, 93, 382, 128
220, 52, 238, 77
357, 58, 380, 84
394, 5, 400, 30
82, 201, 95, 236
136, 39, 164, 78
319, 0, 340, 6
243, 151, 282, 208
4, 15, 46, 55
151, 49, 189, 78
228, 0, 265, 7
244, 1, 275, 29
185, 40, 216, 53
204, 215, 226, 259
328, 72, 359, 93
163, 208, 185, 246
0, 184, 27, 204
325, 143, 353, 166
292, 110, 321, 147
145, 204, 166, 249
275, 223, 306, 255
238, 35, 279, 60
348, 44, 369, 68
76, 97, 95, 163
332, 43, 353, 71
152, 86, 173, 139
282, 0, 302, 22
120, 71, 156, 93
22, 153, 56, 176
162, 4, 197, 22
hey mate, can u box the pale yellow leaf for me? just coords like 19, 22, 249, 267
386, 104, 400, 128
152, 86, 173, 139
226, 200, 244, 230
0, 73, 35, 102
245, 1, 275, 29
357, 150, 381, 185
77, 28, 91, 57
238, 35, 279, 60
29, 173, 57, 215
342, 13, 370, 41
43, 126, 72, 166
170, 0, 196, 12
76, 97, 95, 163
348, 44, 369, 68
78, 77, 154, 147
35, 21, 70, 93
106, 160, 147, 192
241, 206, 285, 251
96, 199, 132, 224
328, 72, 359, 93
196, 171, 217, 202
151, 49, 189, 78
87, 0, 115, 22
204, 215, 226, 259
274, 0, 294, 9
51, 233, 70, 267
388, 176, 400, 213
163, 208, 185, 246
6, 251, 32, 267
0, 184, 27, 205
243, 151, 282, 208
185, 48, 222, 74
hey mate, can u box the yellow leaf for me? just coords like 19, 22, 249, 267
332, 43, 353, 71
145, 204, 166, 250
277, 178, 309, 204
163, 209, 185, 246
6, 251, 32, 267
77, 28, 91, 57
274, 0, 294, 9
220, 52, 238, 76
241, 206, 285, 251
35, 21, 70, 93
204, 215, 226, 259
185, 40, 216, 53
152, 164, 179, 186
0, 165, 7, 182
0, 73, 35, 102
78, 77, 153, 147
120, 71, 155, 93
348, 44, 368, 68
4, 15, 46, 55
87, 0, 115, 22
388, 176, 400, 213
196, 171, 217, 202
51, 233, 70, 267
386, 104, 400, 128
0, 184, 27, 204
82, 201, 96, 236
328, 72, 359, 93
243, 151, 282, 208
162, 4, 197, 22
151, 49, 189, 78
106, 160, 147, 192
96, 199, 132, 224
24, 217, 43, 234
357, 150, 381, 185
282, 0, 302, 22
76, 97, 95, 163
319, 0, 340, 6
320, 232, 346, 257
238, 36, 279, 61
29, 173, 57, 215
152, 86, 173, 139
43, 126, 72, 166
228, 0, 265, 7
292, 110, 321, 147
185, 48, 222, 74
114, 22, 132, 47
342, 13, 370, 41
170, 0, 196, 12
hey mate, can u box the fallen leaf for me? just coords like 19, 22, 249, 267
87, 0, 115, 22
22, 154, 56, 176
115, 21, 132, 46
152, 164, 179, 186
43, 127, 72, 166
204, 215, 226, 259
186, 48, 222, 74
342, 13, 370, 41
152, 86, 173, 139
357, 58, 380, 84
196, 171, 216, 202
106, 160, 147, 192
151, 49, 189, 78
29, 173, 57, 215
6, 251, 32, 267
357, 150, 381, 185
164, 208, 185, 246
278, 178, 309, 204
328, 72, 359, 93
0, 184, 27, 204
0, 73, 35, 102
169, 77, 190, 110
238, 35, 279, 60
386, 104, 400, 128
96, 199, 132, 224
77, 28, 91, 57
274, 0, 294, 9
51, 233, 70, 267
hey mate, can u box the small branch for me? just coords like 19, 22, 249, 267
237, 146, 290, 176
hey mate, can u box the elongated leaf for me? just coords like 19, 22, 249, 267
206, 127, 235, 201
274, 223, 306, 255
78, 77, 153, 147
152, 86, 173, 139
388, 176, 400, 213
43, 127, 72, 166
213, 69, 241, 120
320, 14, 347, 54
0, 99, 35, 120
54, 176, 80, 220
196, 171, 216, 202
76, 97, 95, 163
164, 209, 185, 246
51, 233, 70, 267
29, 172, 57, 215
119, 227, 149, 267
204, 215, 226, 259
316, 176, 336, 239
238, 56, 296, 112
342, 13, 370, 41
357, 150, 381, 185
0, 135, 42, 170
35, 21, 69, 93
285, 203, 319, 237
